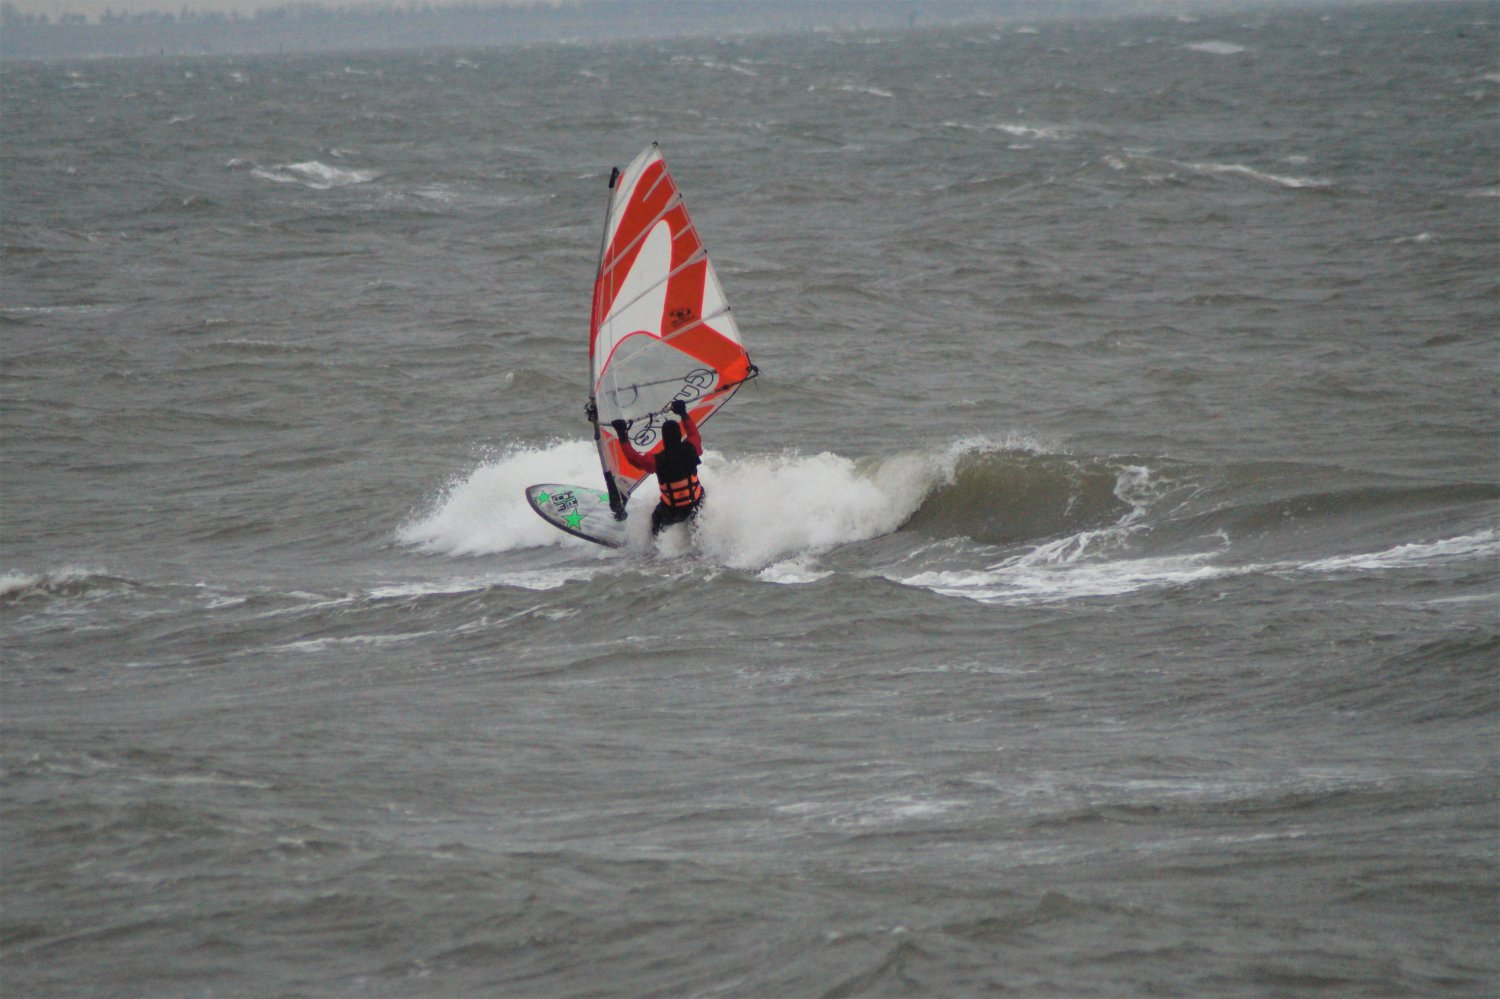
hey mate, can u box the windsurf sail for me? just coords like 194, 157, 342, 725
587, 144, 757, 514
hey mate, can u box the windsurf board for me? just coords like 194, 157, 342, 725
525, 483, 629, 548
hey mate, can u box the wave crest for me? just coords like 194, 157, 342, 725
1, 567, 127, 603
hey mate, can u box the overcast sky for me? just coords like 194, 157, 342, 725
6, 0, 1353, 22
8, 0, 564, 17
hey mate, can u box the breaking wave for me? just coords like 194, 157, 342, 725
398, 439, 1499, 607
0, 567, 128, 603
397, 437, 1191, 576
398, 437, 973, 569
249, 160, 379, 189
1184, 40, 1248, 55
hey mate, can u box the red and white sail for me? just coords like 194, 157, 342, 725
588, 144, 756, 510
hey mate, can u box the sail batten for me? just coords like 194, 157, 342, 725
596, 196, 686, 288
599, 248, 712, 330
587, 145, 755, 510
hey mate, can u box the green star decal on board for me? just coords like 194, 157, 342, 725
563, 510, 585, 529
534, 491, 551, 505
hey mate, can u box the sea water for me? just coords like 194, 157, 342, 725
3, 2, 1497, 995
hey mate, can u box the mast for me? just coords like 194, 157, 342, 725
588, 164, 626, 517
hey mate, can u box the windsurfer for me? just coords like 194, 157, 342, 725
612, 399, 705, 535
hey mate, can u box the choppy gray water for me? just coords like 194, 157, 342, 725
3, 2, 1498, 995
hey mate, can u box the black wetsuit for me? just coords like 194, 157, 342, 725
616, 412, 706, 535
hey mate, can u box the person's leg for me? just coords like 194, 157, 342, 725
652, 502, 698, 536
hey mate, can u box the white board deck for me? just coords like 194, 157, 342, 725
525, 483, 630, 548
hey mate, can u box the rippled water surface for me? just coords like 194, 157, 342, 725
4, 2, 1498, 995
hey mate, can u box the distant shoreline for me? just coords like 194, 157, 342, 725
0, 0, 1394, 62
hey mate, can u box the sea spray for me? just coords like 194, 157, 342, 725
397, 440, 607, 555
397, 438, 979, 567
692, 449, 940, 570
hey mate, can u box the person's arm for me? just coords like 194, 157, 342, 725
671, 400, 703, 454
611, 420, 656, 472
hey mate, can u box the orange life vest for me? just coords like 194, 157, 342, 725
659, 473, 704, 509
653, 440, 704, 509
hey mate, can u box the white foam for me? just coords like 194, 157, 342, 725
0, 304, 117, 317
901, 550, 1237, 605
270, 632, 437, 654
757, 557, 834, 585
397, 440, 616, 556
691, 448, 946, 570
673, 55, 759, 76
1300, 529, 1500, 575
129, 773, 272, 790
1183, 161, 1331, 189
944, 120, 1068, 141
901, 527, 1500, 607
0, 565, 111, 600
1185, 41, 1247, 55
366, 572, 601, 598
775, 793, 962, 828
894, 460, 1229, 604
399, 438, 972, 568
994, 122, 1066, 141
819, 84, 894, 99
251, 160, 378, 190
0, 570, 50, 599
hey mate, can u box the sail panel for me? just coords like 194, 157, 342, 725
588, 145, 754, 505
